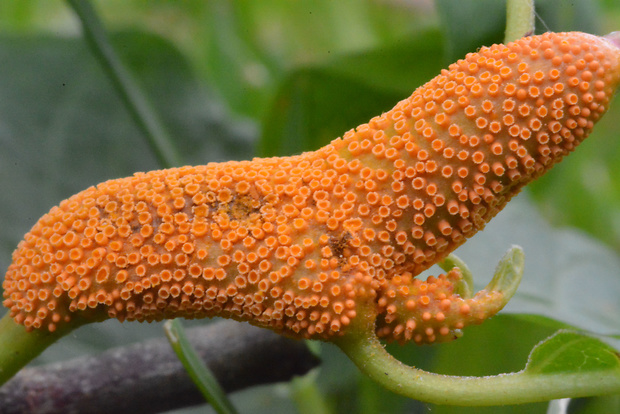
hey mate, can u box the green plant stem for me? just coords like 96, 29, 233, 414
164, 319, 239, 414
0, 313, 79, 386
66, 0, 182, 169
333, 247, 619, 406
335, 326, 620, 406
505, 0, 535, 43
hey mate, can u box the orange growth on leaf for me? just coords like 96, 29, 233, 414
3, 32, 620, 343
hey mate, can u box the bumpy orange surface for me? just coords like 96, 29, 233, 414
4, 32, 620, 343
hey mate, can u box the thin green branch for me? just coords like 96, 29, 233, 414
505, 0, 536, 43
334, 247, 620, 405
164, 319, 239, 414
66, 0, 183, 169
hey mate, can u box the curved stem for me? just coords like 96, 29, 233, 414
334, 246, 620, 405
335, 327, 620, 406
0, 313, 79, 386
505, 0, 535, 43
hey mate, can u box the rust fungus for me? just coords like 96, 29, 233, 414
3, 32, 620, 344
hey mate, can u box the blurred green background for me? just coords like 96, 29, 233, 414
1, 0, 620, 413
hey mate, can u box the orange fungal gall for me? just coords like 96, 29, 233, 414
3, 32, 620, 344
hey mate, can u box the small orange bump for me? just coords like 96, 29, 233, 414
460, 304, 471, 315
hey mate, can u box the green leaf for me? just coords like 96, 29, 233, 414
567, 394, 620, 414
198, 0, 436, 119
535, 0, 600, 34
259, 28, 444, 157
435, 0, 506, 62
259, 68, 399, 157
164, 319, 239, 414
525, 331, 620, 375
322, 28, 445, 96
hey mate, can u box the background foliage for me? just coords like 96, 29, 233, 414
1, 0, 620, 413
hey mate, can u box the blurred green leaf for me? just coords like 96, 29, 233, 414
290, 370, 332, 414
199, 0, 436, 119
259, 68, 398, 157
535, 0, 600, 34
568, 394, 620, 414
259, 29, 444, 157
435, 0, 506, 62
321, 28, 445, 95
164, 319, 239, 414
